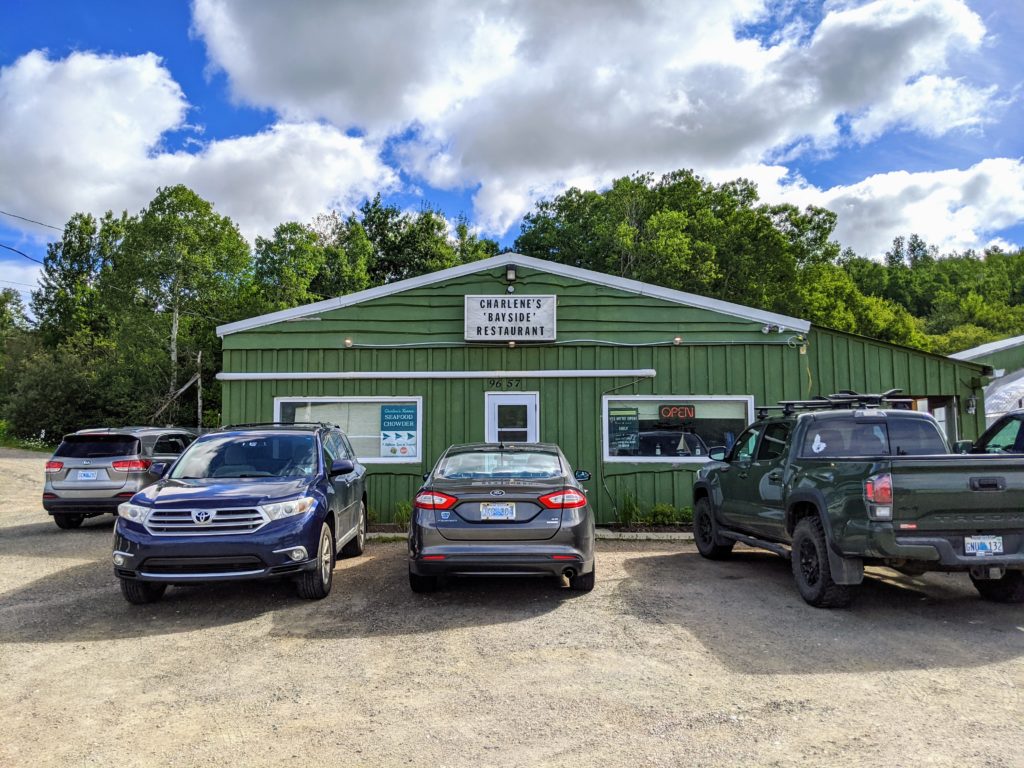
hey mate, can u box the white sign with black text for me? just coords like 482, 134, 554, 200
464, 295, 557, 341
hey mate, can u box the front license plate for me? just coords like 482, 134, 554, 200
76, 470, 98, 481
965, 535, 1003, 556
480, 502, 516, 521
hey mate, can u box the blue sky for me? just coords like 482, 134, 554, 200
2, 0, 1023, 301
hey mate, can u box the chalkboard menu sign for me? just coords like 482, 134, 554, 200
608, 407, 639, 454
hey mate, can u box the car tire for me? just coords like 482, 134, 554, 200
971, 570, 1024, 603
120, 579, 167, 604
791, 516, 856, 609
341, 501, 367, 557
409, 569, 438, 594
297, 522, 334, 600
569, 565, 596, 592
53, 514, 85, 530
693, 497, 734, 559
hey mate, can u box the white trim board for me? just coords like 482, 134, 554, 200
216, 253, 810, 337
218, 368, 656, 381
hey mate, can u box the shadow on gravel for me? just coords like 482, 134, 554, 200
618, 549, 1024, 674
0, 542, 577, 644
0, 516, 117, 558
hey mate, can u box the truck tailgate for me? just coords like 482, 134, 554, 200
890, 456, 1024, 532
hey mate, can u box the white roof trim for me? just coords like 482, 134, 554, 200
949, 333, 1024, 361
217, 253, 811, 336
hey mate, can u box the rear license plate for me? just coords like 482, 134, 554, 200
76, 470, 98, 481
965, 535, 1003, 556
480, 502, 516, 521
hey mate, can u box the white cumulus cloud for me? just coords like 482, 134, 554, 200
0, 50, 396, 243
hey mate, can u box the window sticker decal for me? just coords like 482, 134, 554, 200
811, 434, 827, 454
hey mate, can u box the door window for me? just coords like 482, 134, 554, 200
756, 423, 789, 461
485, 393, 539, 443
729, 426, 762, 463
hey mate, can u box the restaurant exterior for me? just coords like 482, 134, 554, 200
216, 254, 990, 523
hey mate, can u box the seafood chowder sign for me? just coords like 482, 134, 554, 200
464, 295, 557, 341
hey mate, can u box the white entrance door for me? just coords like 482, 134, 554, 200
485, 392, 539, 443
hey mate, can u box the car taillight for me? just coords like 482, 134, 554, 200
865, 473, 893, 504
865, 473, 893, 520
413, 491, 458, 510
538, 489, 587, 509
45, 461, 63, 474
111, 459, 152, 472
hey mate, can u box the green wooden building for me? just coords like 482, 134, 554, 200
216, 254, 991, 523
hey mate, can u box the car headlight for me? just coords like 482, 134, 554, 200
117, 502, 151, 523
261, 496, 317, 521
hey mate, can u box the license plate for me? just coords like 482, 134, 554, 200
76, 470, 98, 481
480, 502, 515, 521
965, 535, 1003, 556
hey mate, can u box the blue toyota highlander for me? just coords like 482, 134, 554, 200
112, 423, 368, 604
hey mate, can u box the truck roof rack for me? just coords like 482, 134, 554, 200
762, 389, 914, 417
218, 421, 338, 431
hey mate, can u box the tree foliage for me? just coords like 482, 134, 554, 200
5, 173, 1023, 439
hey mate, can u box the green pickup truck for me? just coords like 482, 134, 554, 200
693, 392, 1024, 608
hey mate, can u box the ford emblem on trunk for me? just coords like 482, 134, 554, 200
489, 489, 505, 496
192, 509, 213, 525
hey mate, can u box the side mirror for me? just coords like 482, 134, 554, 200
708, 447, 728, 461
574, 470, 592, 482
150, 462, 168, 477
952, 439, 974, 454
329, 459, 356, 476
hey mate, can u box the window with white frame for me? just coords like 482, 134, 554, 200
603, 395, 753, 462
275, 397, 422, 463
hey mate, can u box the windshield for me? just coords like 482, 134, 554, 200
434, 450, 562, 479
169, 434, 317, 479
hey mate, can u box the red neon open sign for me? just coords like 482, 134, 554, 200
659, 404, 696, 420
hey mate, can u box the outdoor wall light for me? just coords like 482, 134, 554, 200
673, 336, 682, 346
761, 324, 770, 334
506, 265, 517, 283
508, 341, 516, 348
966, 393, 978, 415
343, 338, 353, 348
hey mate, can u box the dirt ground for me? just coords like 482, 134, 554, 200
1, 447, 1022, 768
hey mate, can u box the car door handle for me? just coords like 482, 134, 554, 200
737, 471, 748, 479
767, 470, 783, 484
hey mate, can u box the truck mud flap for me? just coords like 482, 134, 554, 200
827, 547, 864, 585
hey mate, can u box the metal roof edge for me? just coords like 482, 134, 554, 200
948, 333, 1024, 361
217, 252, 811, 336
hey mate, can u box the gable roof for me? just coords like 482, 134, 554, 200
949, 334, 1024, 362
216, 252, 811, 337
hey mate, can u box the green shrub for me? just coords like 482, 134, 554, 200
394, 500, 412, 531
620, 492, 640, 525
677, 506, 694, 524
649, 503, 678, 525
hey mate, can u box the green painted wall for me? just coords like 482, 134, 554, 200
219, 264, 989, 523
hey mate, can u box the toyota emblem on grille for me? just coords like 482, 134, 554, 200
192, 509, 213, 525
489, 489, 505, 496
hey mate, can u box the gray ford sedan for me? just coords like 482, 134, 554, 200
408, 443, 596, 593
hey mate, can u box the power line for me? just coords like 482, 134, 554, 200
0, 208, 64, 232
0, 242, 44, 265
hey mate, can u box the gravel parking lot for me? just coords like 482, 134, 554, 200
1, 446, 1023, 767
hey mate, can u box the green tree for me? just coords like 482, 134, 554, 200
99, 185, 250, 420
